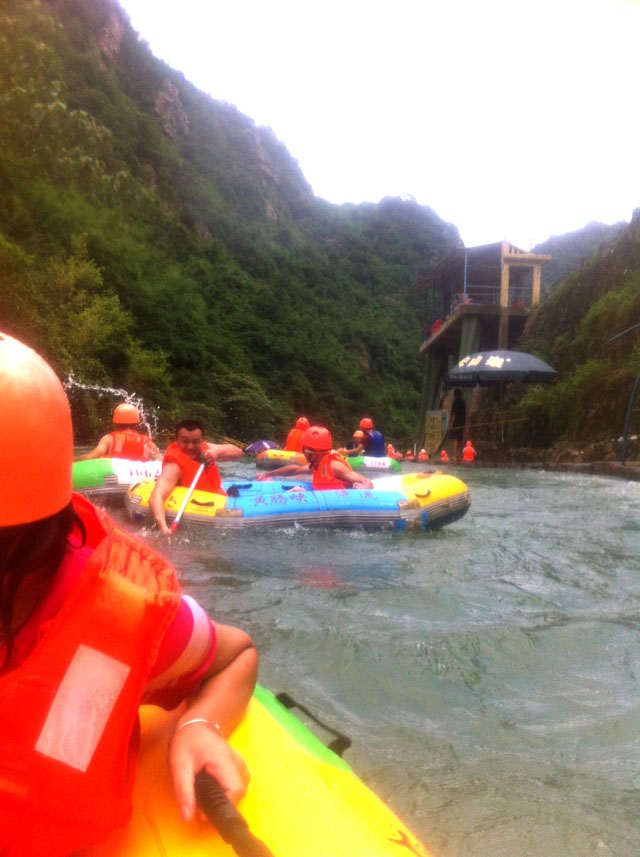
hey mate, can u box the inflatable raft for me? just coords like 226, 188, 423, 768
256, 449, 401, 474
342, 455, 401, 474
126, 471, 471, 531
87, 686, 431, 857
255, 448, 306, 469
72, 457, 162, 498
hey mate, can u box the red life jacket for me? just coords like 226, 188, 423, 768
0, 494, 180, 856
284, 428, 304, 452
462, 445, 476, 462
312, 452, 353, 491
109, 429, 152, 461
163, 441, 225, 495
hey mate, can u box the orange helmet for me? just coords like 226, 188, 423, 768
301, 426, 332, 452
352, 430, 364, 439
465, 440, 473, 447
359, 417, 373, 430
0, 332, 73, 525
296, 416, 310, 431
113, 403, 140, 424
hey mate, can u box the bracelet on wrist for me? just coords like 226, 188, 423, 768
175, 717, 222, 736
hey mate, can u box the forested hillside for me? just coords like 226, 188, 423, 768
0, 0, 461, 444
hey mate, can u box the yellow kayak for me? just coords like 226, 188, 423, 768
87, 686, 433, 857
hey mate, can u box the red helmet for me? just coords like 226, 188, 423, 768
301, 426, 332, 452
359, 417, 373, 430
113, 403, 140, 424
296, 416, 310, 431
352, 430, 364, 439
0, 331, 73, 525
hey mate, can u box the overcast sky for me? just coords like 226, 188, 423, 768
118, 0, 639, 249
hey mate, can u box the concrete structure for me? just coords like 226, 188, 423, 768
415, 242, 551, 449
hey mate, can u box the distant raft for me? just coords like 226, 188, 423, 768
256, 449, 401, 474
256, 448, 306, 469
86, 686, 433, 857
342, 455, 401, 474
126, 471, 471, 531
72, 457, 162, 498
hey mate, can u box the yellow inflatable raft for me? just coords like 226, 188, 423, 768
255, 448, 306, 469
87, 686, 433, 857
126, 472, 471, 531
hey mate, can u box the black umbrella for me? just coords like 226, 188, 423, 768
445, 350, 557, 386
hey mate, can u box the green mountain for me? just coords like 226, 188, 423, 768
0, 0, 461, 444
498, 211, 640, 449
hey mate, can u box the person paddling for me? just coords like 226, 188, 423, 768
150, 420, 243, 535
74, 402, 161, 462
0, 332, 257, 855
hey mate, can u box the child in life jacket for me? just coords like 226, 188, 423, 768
0, 331, 257, 856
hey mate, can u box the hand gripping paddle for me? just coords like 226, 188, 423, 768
194, 770, 275, 857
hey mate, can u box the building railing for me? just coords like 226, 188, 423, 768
420, 283, 533, 341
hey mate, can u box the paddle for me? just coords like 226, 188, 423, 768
194, 770, 275, 857
170, 454, 205, 533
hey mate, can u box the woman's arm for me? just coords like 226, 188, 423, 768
167, 622, 258, 820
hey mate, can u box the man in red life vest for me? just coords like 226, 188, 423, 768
462, 440, 477, 464
256, 426, 374, 490
284, 416, 310, 452
150, 420, 243, 535
75, 403, 161, 462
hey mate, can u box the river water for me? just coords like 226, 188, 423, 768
112, 462, 639, 857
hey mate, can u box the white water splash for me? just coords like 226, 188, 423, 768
63, 374, 159, 437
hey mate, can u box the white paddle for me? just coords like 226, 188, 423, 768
170, 456, 205, 533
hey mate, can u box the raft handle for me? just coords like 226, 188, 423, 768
194, 770, 275, 857
275, 692, 352, 757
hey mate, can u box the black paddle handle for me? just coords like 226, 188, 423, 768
194, 770, 275, 857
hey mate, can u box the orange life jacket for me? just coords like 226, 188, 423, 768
440, 450, 450, 462
109, 429, 152, 461
462, 445, 476, 462
312, 452, 353, 491
284, 428, 304, 452
163, 441, 225, 495
0, 494, 181, 856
